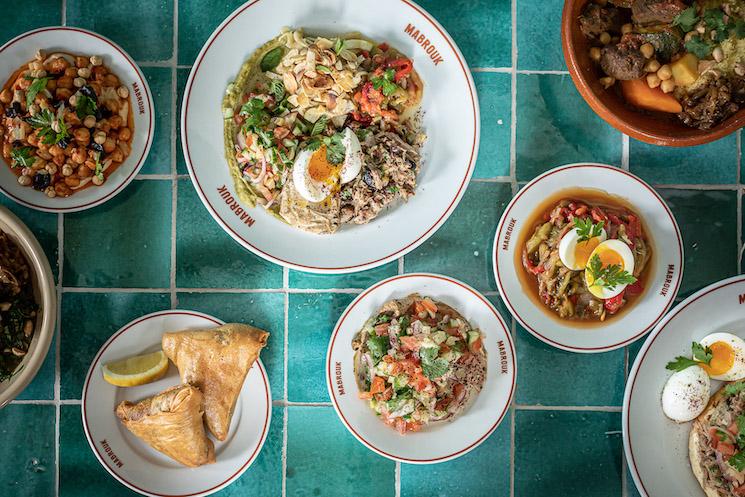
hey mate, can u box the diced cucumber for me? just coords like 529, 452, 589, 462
467, 330, 481, 345
431, 330, 447, 344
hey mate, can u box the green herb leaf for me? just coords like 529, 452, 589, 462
735, 415, 745, 449
587, 253, 638, 291
419, 346, 449, 379
310, 115, 328, 137
692, 341, 714, 365
27, 108, 68, 145
75, 94, 97, 119
239, 97, 272, 138
398, 315, 410, 334
260, 47, 283, 72
371, 68, 399, 97
94, 156, 104, 181
9, 147, 35, 168
703, 8, 729, 43
734, 19, 745, 39
730, 451, 745, 472
269, 79, 285, 102
304, 137, 321, 151
672, 6, 699, 32
334, 38, 345, 55
25, 77, 50, 108
316, 64, 331, 74
685, 35, 714, 58
366, 335, 389, 363
573, 217, 605, 242
374, 314, 392, 325
726, 381, 745, 397
322, 133, 346, 164
665, 356, 702, 372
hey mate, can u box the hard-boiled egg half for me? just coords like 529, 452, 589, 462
292, 127, 363, 203
583, 240, 635, 299
558, 226, 607, 270
661, 365, 710, 423
698, 332, 745, 381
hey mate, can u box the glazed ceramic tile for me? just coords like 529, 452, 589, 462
473, 72, 512, 178
515, 325, 626, 406
178, 0, 246, 66
139, 67, 172, 175
516, 0, 566, 71
286, 406, 396, 497
0, 0, 61, 44
287, 293, 355, 402
176, 68, 190, 175
60, 292, 170, 399
63, 180, 172, 288
66, 0, 174, 62
176, 291, 285, 399
289, 262, 397, 289
15, 332, 56, 400
399, 414, 511, 497
515, 74, 622, 181
405, 181, 511, 291
0, 404, 56, 497
176, 179, 283, 290
514, 410, 623, 497
630, 134, 738, 185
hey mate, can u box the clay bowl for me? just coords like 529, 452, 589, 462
562, 0, 745, 147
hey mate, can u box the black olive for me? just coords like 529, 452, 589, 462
90, 142, 103, 153
57, 137, 69, 149
79, 85, 97, 101
94, 108, 103, 120
5, 102, 20, 118
11, 141, 24, 148
100, 107, 112, 119
362, 169, 376, 189
32, 172, 50, 191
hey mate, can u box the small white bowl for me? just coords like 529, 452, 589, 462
493, 163, 683, 353
0, 205, 56, 408
624, 275, 745, 497
0, 27, 154, 212
181, 0, 478, 273
326, 273, 516, 463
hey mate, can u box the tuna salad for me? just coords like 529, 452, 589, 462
352, 294, 486, 435
222, 28, 425, 234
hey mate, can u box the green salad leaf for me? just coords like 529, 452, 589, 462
9, 147, 35, 168
673, 6, 699, 32
371, 68, 399, 97
260, 47, 283, 72
366, 335, 389, 363
26, 77, 50, 108
419, 346, 449, 379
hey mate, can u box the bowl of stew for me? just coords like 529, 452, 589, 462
0, 205, 56, 407
562, 0, 745, 146
493, 163, 683, 353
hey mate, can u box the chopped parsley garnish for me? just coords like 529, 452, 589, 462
586, 253, 637, 291
94, 155, 104, 181
240, 98, 271, 134
374, 313, 392, 325
386, 185, 399, 194
725, 381, 745, 397
371, 68, 399, 97
685, 35, 714, 59
703, 8, 729, 43
419, 346, 449, 379
574, 217, 604, 242
730, 451, 745, 472
665, 341, 714, 372
25, 77, 50, 108
9, 147, 35, 168
260, 47, 283, 72
736, 415, 745, 449
269, 79, 285, 102
673, 6, 699, 32
310, 115, 328, 137
305, 131, 346, 165
75, 94, 98, 119
334, 38, 345, 55
316, 64, 331, 74
398, 315, 410, 334
27, 108, 68, 145
366, 335, 389, 363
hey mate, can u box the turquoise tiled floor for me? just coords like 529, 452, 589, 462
2, 1, 744, 496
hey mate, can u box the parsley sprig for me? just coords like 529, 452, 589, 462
726, 381, 745, 397
76, 94, 97, 119
371, 68, 399, 97
665, 342, 714, 372
419, 346, 448, 379
25, 77, 50, 108
586, 253, 637, 291
574, 217, 604, 242
672, 6, 699, 32
27, 108, 68, 145
305, 132, 346, 165
9, 147, 35, 168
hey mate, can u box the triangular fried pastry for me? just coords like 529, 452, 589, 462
162, 323, 269, 441
115, 384, 215, 467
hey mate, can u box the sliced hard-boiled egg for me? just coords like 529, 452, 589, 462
583, 239, 635, 299
661, 365, 710, 423
698, 332, 745, 381
558, 227, 607, 270
292, 127, 363, 203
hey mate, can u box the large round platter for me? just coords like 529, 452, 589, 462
624, 275, 745, 497
326, 273, 515, 463
181, 0, 478, 273
81, 310, 271, 497
493, 163, 683, 353
0, 27, 154, 212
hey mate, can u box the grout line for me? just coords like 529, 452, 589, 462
397, 257, 404, 275
136, 174, 175, 180
509, 0, 518, 197
622, 448, 628, 497
57, 286, 500, 295
621, 134, 630, 171
281, 406, 288, 497
738, 187, 743, 274
509, 319, 516, 497
272, 400, 332, 407
169, 0, 179, 309
471, 67, 512, 73
514, 404, 623, 412
54, 212, 63, 497
282, 265, 289, 497
650, 183, 742, 190
472, 177, 513, 183
516, 69, 570, 75
395, 461, 401, 497
11, 399, 81, 405
61, 0, 66, 26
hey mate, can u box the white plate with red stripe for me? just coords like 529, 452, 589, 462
326, 273, 515, 463
493, 163, 683, 353
624, 275, 745, 496
81, 310, 271, 497
181, 0, 478, 274
0, 27, 153, 212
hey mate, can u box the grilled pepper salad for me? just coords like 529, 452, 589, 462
521, 198, 651, 321
352, 295, 487, 435
222, 28, 425, 234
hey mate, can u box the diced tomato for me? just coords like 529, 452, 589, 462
382, 355, 394, 363
374, 323, 390, 336
625, 280, 644, 295
591, 207, 608, 224
400, 335, 420, 352
522, 249, 545, 275
453, 383, 466, 404
569, 294, 579, 304
399, 357, 421, 373
406, 421, 422, 433
378, 42, 390, 52
627, 214, 642, 239
710, 427, 723, 449
719, 442, 736, 457
273, 126, 290, 141
730, 421, 740, 436
607, 213, 623, 226
387, 57, 413, 82
394, 418, 407, 435
376, 387, 393, 402
574, 205, 588, 216
734, 485, 745, 495
360, 49, 370, 58
419, 298, 438, 315
445, 327, 461, 337
358, 391, 373, 400
604, 291, 625, 314
411, 372, 431, 392
469, 337, 483, 353
369, 376, 386, 396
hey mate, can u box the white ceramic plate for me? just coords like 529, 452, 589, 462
0, 27, 154, 212
624, 275, 745, 497
326, 273, 515, 463
493, 163, 683, 353
82, 310, 271, 497
181, 0, 478, 273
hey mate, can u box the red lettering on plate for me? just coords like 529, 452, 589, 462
404, 23, 444, 66
660, 264, 675, 297
497, 340, 508, 374
502, 218, 516, 251
132, 82, 145, 115
739, 293, 745, 305
216, 185, 255, 227
335, 362, 345, 396
100, 439, 124, 468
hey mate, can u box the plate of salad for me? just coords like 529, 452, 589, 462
326, 273, 515, 463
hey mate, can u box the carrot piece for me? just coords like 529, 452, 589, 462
369, 376, 386, 395
620, 79, 683, 114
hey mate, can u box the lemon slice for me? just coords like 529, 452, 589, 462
102, 350, 169, 387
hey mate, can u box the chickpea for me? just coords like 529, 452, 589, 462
118, 127, 131, 142
77, 67, 91, 79
92, 175, 104, 186
103, 74, 120, 87
657, 64, 673, 81
92, 66, 107, 79
48, 144, 64, 157
0, 89, 12, 104
89, 82, 102, 95
29, 61, 43, 71
44, 186, 55, 198
109, 147, 124, 163
64, 67, 78, 77
57, 76, 73, 89
109, 115, 123, 129
16, 77, 31, 90
54, 183, 72, 197
52, 155, 65, 167
71, 147, 86, 164
589, 47, 601, 62
83, 115, 96, 128
45, 79, 57, 91
61, 164, 73, 176
101, 138, 115, 153
640, 43, 655, 59
93, 131, 106, 145
97, 121, 111, 133
75, 56, 88, 68
27, 133, 38, 146
32, 159, 46, 171
90, 55, 103, 66
73, 127, 90, 144
64, 176, 80, 187
84, 159, 97, 171
45, 163, 57, 175
68, 94, 78, 107
73, 77, 85, 88
17, 175, 31, 186
117, 85, 129, 99
77, 164, 92, 178
660, 79, 676, 93
20, 167, 32, 176
55, 88, 72, 100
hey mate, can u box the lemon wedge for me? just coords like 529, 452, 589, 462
102, 350, 169, 387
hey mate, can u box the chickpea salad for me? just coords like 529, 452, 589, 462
352, 294, 487, 435
222, 29, 425, 234
0, 50, 133, 198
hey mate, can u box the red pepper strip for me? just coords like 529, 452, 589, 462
387, 58, 413, 82
627, 214, 642, 239
604, 290, 625, 314
591, 207, 608, 224
522, 248, 544, 275
607, 213, 623, 226
378, 42, 390, 52
625, 280, 644, 295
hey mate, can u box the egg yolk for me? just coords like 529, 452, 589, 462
308, 146, 339, 184
574, 237, 603, 267
593, 246, 625, 269
701, 341, 735, 377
